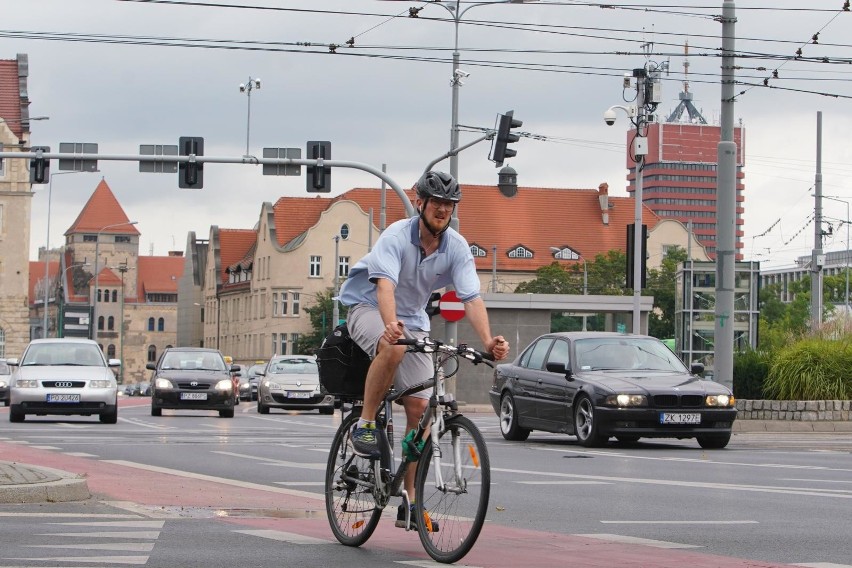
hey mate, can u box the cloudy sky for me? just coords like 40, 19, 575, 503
4, 1, 851, 269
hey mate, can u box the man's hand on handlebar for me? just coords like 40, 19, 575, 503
382, 321, 405, 345
487, 336, 510, 361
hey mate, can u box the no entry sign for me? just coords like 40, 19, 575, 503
439, 291, 465, 322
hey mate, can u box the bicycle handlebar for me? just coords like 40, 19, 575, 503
395, 337, 496, 366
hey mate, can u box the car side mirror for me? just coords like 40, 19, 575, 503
6, 358, 19, 366
230, 365, 240, 373
146, 362, 157, 371
108, 358, 121, 367
690, 363, 705, 376
545, 361, 574, 382
256, 370, 266, 377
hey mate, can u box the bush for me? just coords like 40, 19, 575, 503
765, 338, 852, 400
733, 350, 769, 399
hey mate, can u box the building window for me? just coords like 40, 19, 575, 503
0, 327, 5, 358
272, 292, 278, 316
291, 333, 300, 353
281, 291, 288, 316
292, 292, 301, 316
148, 317, 155, 331
115, 235, 130, 243
338, 256, 350, 278
340, 224, 350, 240
158, 317, 165, 332
98, 316, 105, 330
470, 244, 487, 257
280, 334, 288, 355
112, 290, 117, 302
97, 289, 102, 302
310, 256, 321, 277
108, 316, 115, 331
272, 333, 277, 356
508, 245, 533, 259
83, 235, 97, 242
107, 344, 116, 358
147, 345, 157, 362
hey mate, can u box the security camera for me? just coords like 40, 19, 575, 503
603, 109, 617, 126
454, 69, 470, 78
239, 83, 246, 93
254, 78, 261, 89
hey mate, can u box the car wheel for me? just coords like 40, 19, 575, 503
615, 435, 640, 443
696, 432, 731, 449
9, 406, 25, 423
219, 409, 235, 418
499, 393, 531, 441
257, 400, 270, 414
151, 406, 162, 417
100, 405, 118, 424
574, 395, 606, 447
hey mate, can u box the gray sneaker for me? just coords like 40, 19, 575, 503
350, 426, 380, 459
395, 504, 440, 532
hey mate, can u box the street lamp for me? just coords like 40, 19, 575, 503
239, 77, 261, 157
93, 221, 138, 341
551, 246, 588, 331
42, 169, 98, 337
427, 0, 537, 181
822, 195, 850, 314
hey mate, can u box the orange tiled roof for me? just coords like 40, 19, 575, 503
65, 179, 141, 236
270, 184, 658, 273
217, 229, 256, 286
92, 266, 122, 287
136, 256, 185, 300
0, 58, 24, 140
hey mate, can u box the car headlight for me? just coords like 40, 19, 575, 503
264, 381, 283, 391
89, 380, 112, 389
705, 394, 735, 407
605, 394, 648, 407
214, 379, 233, 391
154, 377, 174, 389
0, 380, 7, 388
15, 379, 38, 388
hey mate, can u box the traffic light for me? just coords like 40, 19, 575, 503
625, 223, 648, 289
490, 110, 522, 168
306, 141, 331, 193
29, 146, 50, 184
178, 137, 204, 188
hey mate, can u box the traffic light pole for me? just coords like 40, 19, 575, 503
0, 150, 417, 217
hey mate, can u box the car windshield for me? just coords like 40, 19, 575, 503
21, 343, 105, 367
268, 358, 317, 374
574, 338, 687, 372
160, 351, 225, 371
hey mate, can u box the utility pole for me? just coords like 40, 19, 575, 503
333, 235, 340, 328
811, 111, 824, 331
714, 0, 736, 390
632, 68, 647, 335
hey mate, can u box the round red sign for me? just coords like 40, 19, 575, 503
439, 291, 465, 322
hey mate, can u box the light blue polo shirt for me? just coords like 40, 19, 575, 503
338, 216, 481, 331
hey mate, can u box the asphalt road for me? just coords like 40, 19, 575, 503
0, 398, 850, 568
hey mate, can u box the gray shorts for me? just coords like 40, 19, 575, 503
346, 304, 433, 400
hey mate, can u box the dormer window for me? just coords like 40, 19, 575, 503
508, 245, 533, 259
552, 246, 581, 261
470, 244, 487, 258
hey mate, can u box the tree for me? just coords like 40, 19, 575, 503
645, 246, 688, 338
295, 288, 348, 354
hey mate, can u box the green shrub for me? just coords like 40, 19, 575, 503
765, 338, 852, 400
733, 350, 769, 399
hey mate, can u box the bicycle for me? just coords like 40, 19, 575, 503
323, 336, 494, 564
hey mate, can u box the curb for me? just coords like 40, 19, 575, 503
0, 461, 90, 504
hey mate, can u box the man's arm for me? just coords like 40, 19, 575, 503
464, 297, 509, 360
375, 278, 405, 345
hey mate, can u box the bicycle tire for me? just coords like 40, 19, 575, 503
414, 415, 491, 564
324, 412, 382, 546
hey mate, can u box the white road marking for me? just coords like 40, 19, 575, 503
3, 556, 147, 565
116, 417, 174, 430
101, 460, 324, 501
275, 482, 325, 486
516, 481, 609, 485
35, 531, 160, 539
49, 521, 164, 528
23, 543, 155, 552
0, 513, 139, 519
397, 561, 483, 568
63, 452, 99, 458
233, 529, 332, 545
575, 533, 700, 549
211, 451, 325, 470
600, 520, 758, 525
781, 478, 852, 484
795, 564, 852, 568
31, 446, 60, 450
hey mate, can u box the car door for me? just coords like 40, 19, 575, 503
517, 337, 555, 429
536, 338, 574, 429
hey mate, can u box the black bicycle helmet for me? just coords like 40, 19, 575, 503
415, 170, 461, 203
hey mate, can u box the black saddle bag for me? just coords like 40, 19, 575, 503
316, 323, 372, 400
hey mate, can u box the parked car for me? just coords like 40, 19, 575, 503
123, 383, 136, 397
0, 359, 11, 406
257, 355, 334, 415
246, 362, 265, 401
7, 338, 119, 423
148, 348, 238, 418
489, 332, 737, 449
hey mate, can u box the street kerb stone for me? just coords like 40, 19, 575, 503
0, 461, 90, 504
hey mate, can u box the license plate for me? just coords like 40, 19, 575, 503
660, 412, 701, 425
47, 394, 81, 403
180, 392, 208, 401
287, 391, 311, 399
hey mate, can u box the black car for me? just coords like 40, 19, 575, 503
489, 332, 737, 449
148, 348, 237, 418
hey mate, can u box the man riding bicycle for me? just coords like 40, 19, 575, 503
338, 170, 510, 529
